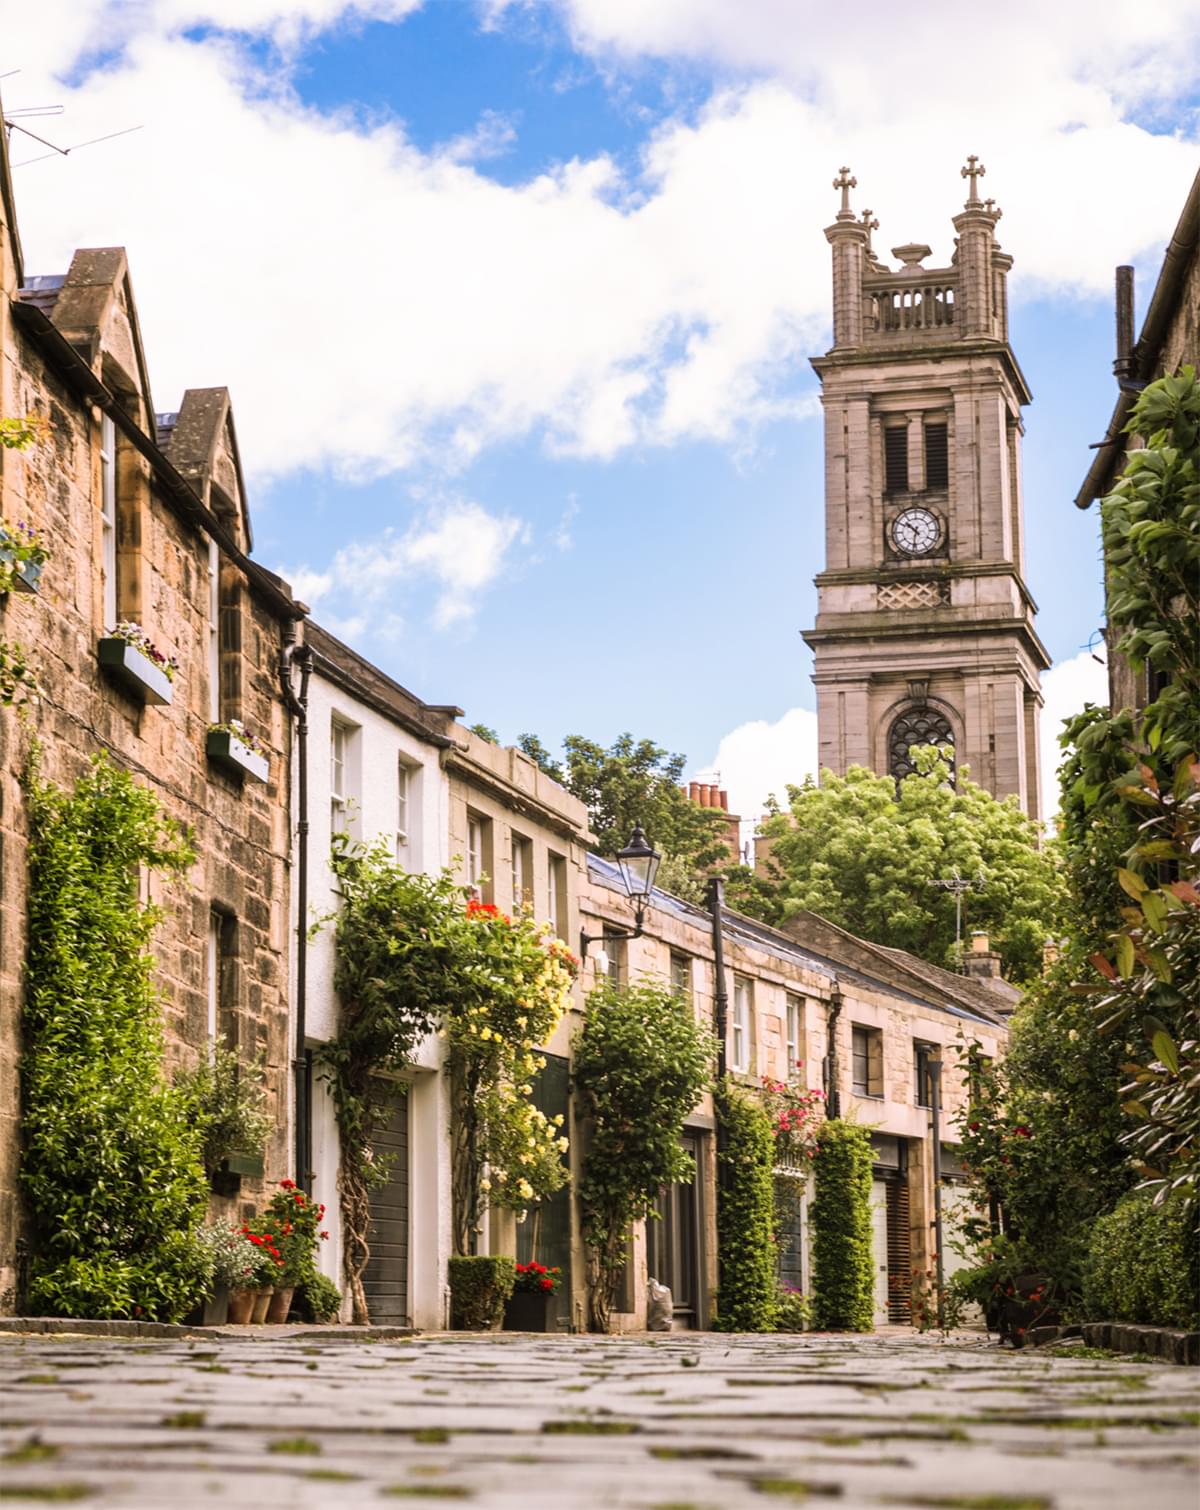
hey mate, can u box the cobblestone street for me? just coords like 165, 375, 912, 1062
0, 1330, 1196, 1508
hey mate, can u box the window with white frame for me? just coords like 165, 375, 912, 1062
466, 810, 492, 900
395, 759, 414, 864
511, 831, 533, 913
100, 414, 117, 629
330, 719, 360, 836
732, 974, 752, 1074
670, 952, 691, 1004
207, 911, 221, 1044
546, 851, 567, 939
207, 537, 220, 722
785, 992, 803, 1079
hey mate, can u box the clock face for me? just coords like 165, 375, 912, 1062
891, 507, 941, 556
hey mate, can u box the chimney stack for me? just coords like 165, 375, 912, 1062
963, 930, 1003, 981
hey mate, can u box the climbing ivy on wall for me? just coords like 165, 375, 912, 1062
810, 1119, 875, 1331
22, 752, 208, 1320
712, 1079, 778, 1332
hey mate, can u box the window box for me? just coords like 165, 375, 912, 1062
98, 636, 174, 706
207, 727, 269, 784
0, 550, 43, 594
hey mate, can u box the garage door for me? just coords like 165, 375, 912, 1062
362, 1093, 409, 1326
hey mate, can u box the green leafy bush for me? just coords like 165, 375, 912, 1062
448, 1255, 516, 1330
176, 1047, 271, 1181
773, 1285, 812, 1332
573, 979, 713, 1332
295, 1271, 343, 1324
810, 1120, 874, 1331
22, 754, 207, 1321
1082, 1192, 1199, 1329
712, 1080, 777, 1332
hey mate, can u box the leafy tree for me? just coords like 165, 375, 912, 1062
732, 747, 1064, 981
574, 979, 713, 1332
468, 722, 498, 744
516, 732, 564, 783
559, 732, 731, 878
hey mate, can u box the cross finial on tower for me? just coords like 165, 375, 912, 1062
983, 197, 1002, 221
833, 165, 857, 220
960, 154, 986, 205
860, 207, 880, 239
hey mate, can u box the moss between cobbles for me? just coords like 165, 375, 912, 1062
2, 1437, 59, 1463
748, 1478, 843, 1499
0, 1490, 95, 1503
541, 1419, 640, 1435
266, 1436, 322, 1455
880, 1498, 1051, 1510
378, 1489, 473, 1500
160, 1410, 206, 1429
304, 1470, 360, 1482
648, 1446, 757, 1460
413, 1428, 451, 1444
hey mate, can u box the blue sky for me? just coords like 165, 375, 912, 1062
8, 0, 1198, 816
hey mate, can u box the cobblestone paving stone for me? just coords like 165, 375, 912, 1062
0, 1330, 1197, 1509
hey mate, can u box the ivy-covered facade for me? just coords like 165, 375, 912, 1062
0, 115, 303, 1311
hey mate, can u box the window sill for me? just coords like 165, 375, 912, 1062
852, 1090, 885, 1101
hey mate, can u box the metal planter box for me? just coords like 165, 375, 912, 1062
0, 550, 43, 594
502, 1291, 559, 1332
98, 637, 174, 706
206, 728, 269, 784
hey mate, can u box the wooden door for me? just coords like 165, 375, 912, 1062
362, 1094, 410, 1326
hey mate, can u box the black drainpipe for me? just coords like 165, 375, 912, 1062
280, 625, 313, 1192
708, 875, 729, 1086
824, 982, 843, 1119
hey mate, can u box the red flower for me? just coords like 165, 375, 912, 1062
320, 1231, 329, 1240
1014, 1126, 1031, 1138
968, 1121, 980, 1132
540, 1278, 553, 1292
280, 1179, 295, 1190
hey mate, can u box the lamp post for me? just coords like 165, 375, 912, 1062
580, 824, 662, 960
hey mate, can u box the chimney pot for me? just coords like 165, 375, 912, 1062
971, 930, 989, 954
719, 789, 729, 811
689, 781, 701, 803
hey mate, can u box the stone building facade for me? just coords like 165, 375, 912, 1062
1074, 166, 1199, 716
0, 131, 301, 1308
803, 161, 1049, 818
579, 862, 1008, 1330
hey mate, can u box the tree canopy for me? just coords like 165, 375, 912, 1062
729, 746, 1065, 982
518, 730, 732, 887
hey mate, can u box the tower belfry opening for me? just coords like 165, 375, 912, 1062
802, 159, 1049, 819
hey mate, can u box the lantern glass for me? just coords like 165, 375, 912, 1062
616, 824, 660, 903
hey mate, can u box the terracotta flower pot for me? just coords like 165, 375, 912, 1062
227, 1287, 255, 1325
251, 1286, 274, 1324
266, 1285, 295, 1324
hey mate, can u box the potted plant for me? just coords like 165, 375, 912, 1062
97, 622, 178, 706
0, 519, 49, 594
262, 1179, 329, 1324
240, 1221, 284, 1322
176, 1047, 271, 1197
196, 1225, 260, 1326
503, 1260, 563, 1332
206, 720, 269, 783
448, 1255, 516, 1331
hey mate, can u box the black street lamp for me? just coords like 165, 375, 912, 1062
580, 824, 661, 960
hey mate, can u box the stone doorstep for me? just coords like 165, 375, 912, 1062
0, 1317, 416, 1341
1030, 1321, 1199, 1366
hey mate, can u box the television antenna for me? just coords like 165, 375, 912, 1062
4, 106, 143, 169
929, 868, 986, 969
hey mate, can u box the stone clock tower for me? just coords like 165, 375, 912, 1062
802, 160, 1049, 819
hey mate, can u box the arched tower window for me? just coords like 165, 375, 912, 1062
888, 706, 955, 782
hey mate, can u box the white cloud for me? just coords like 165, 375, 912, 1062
699, 706, 819, 830
288, 497, 525, 630
4, 3, 1197, 484
1038, 648, 1110, 823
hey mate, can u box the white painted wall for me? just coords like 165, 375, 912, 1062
293, 662, 452, 1330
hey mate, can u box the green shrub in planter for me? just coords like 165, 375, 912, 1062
810, 1120, 875, 1331
448, 1255, 516, 1330
295, 1271, 344, 1324
1082, 1191, 1199, 1329
773, 1285, 813, 1332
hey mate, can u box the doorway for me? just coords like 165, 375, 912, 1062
645, 1130, 705, 1328
362, 1093, 410, 1326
